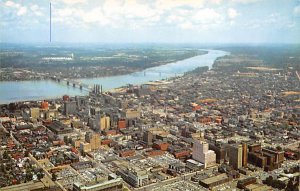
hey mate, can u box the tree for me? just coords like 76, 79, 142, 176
51, 172, 57, 181
285, 179, 294, 191
0, 163, 6, 173
263, 176, 273, 186
37, 172, 44, 180
24, 151, 29, 157
63, 136, 69, 145
276, 146, 283, 151
272, 180, 286, 190
26, 172, 33, 182
3, 151, 9, 159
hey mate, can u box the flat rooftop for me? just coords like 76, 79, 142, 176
201, 173, 228, 185
1, 181, 45, 191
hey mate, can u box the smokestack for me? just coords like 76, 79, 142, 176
101, 85, 103, 94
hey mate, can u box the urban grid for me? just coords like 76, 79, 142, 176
0, 55, 299, 191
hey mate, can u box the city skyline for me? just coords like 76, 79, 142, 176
1, 0, 300, 43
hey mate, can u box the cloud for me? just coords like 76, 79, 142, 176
81, 7, 109, 25
294, 5, 300, 16
5, 1, 20, 8
193, 8, 223, 25
166, 14, 185, 24
179, 21, 194, 29
5, 1, 27, 16
60, 0, 87, 5
231, 0, 261, 4
30, 4, 43, 16
228, 8, 238, 19
123, 0, 157, 19
155, 0, 205, 11
17, 6, 27, 16
211, 0, 223, 5
56, 7, 75, 17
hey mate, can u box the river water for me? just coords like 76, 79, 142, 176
0, 49, 228, 104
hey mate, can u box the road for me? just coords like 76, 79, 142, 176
29, 154, 67, 191
134, 168, 217, 191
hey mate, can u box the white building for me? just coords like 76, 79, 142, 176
192, 139, 216, 168
42, 53, 74, 61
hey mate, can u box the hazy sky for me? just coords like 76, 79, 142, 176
1, 0, 300, 43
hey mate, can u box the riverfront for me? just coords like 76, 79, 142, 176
0, 50, 228, 104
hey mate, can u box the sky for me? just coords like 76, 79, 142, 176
1, 0, 300, 44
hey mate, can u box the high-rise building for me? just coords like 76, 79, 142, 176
75, 96, 86, 109
80, 142, 91, 153
118, 119, 126, 129
242, 143, 248, 167
63, 95, 70, 101
143, 130, 153, 146
228, 144, 243, 170
41, 101, 49, 110
30, 107, 40, 119
209, 142, 227, 163
91, 115, 111, 131
64, 101, 77, 115
85, 132, 101, 150
100, 116, 110, 131
192, 139, 216, 168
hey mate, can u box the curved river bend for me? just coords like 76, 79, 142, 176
0, 50, 228, 104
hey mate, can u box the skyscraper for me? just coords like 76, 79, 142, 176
192, 139, 216, 168
143, 130, 153, 146
64, 101, 77, 115
228, 144, 243, 170
242, 143, 248, 167
85, 132, 101, 151
30, 107, 40, 119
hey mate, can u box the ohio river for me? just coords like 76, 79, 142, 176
0, 50, 228, 104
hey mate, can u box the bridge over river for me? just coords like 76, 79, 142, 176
50, 76, 92, 91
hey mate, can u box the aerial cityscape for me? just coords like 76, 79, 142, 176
0, 0, 299, 191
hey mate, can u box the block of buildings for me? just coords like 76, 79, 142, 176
199, 173, 230, 189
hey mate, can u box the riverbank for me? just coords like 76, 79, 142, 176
0, 50, 228, 104
0, 47, 207, 81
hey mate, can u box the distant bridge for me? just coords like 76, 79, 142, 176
142, 71, 184, 77
45, 71, 185, 92
50, 76, 92, 91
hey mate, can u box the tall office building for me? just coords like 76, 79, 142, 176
75, 96, 86, 109
85, 132, 101, 150
64, 101, 77, 115
192, 139, 216, 168
100, 116, 110, 131
228, 144, 243, 170
143, 130, 153, 146
30, 107, 40, 119
92, 115, 110, 131
209, 142, 227, 163
242, 143, 248, 167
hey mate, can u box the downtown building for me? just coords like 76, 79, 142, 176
192, 138, 216, 168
